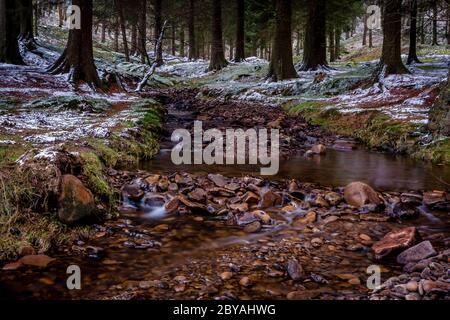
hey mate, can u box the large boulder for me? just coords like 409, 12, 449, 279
372, 227, 419, 260
58, 175, 96, 224
344, 182, 381, 208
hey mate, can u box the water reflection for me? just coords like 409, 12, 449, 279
140, 148, 450, 191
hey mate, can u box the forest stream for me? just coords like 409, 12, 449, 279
1, 90, 449, 300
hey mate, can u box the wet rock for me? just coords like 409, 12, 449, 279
314, 196, 329, 208
389, 201, 420, 219
122, 183, 145, 201
344, 182, 381, 208
359, 234, 372, 241
310, 273, 328, 284
157, 177, 169, 191
178, 195, 207, 211
324, 192, 343, 206
220, 272, 233, 281
332, 140, 357, 151
311, 238, 323, 248
422, 280, 450, 294
244, 221, 262, 233
2, 261, 24, 271
165, 197, 180, 213
423, 191, 447, 207
225, 183, 240, 191
168, 183, 179, 192
58, 175, 96, 224
143, 194, 166, 207
372, 227, 419, 260
406, 281, 418, 292
19, 255, 55, 268
208, 174, 227, 187
252, 210, 271, 224
396, 241, 437, 265
260, 189, 282, 208
144, 174, 160, 185
229, 203, 248, 212
287, 260, 304, 281
188, 188, 207, 202
293, 211, 317, 226
311, 144, 327, 155
242, 191, 259, 205
239, 276, 253, 288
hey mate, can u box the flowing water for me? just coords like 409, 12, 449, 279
1, 102, 449, 300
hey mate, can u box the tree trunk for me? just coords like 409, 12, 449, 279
0, 0, 24, 64
432, 0, 438, 46
296, 28, 301, 56
300, 0, 327, 71
369, 28, 373, 48
117, 0, 130, 62
131, 22, 138, 55
376, 0, 409, 78
33, 2, 38, 36
407, 0, 421, 65
335, 28, 341, 59
47, 0, 100, 88
113, 17, 120, 52
101, 23, 106, 43
171, 20, 176, 56
188, 0, 197, 59
180, 26, 185, 56
154, 0, 163, 66
234, 0, 245, 62
329, 27, 335, 62
19, 0, 34, 44
138, 0, 149, 64
363, 14, 368, 46
208, 0, 228, 71
267, 0, 297, 81
419, 11, 425, 44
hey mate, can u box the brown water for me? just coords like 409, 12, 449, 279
142, 148, 450, 192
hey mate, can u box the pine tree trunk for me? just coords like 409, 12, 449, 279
376, 0, 409, 78
47, 0, 100, 88
432, 0, 438, 46
154, 0, 163, 66
180, 26, 185, 57
407, 0, 421, 65
131, 22, 137, 55
188, 0, 197, 59
138, 0, 149, 64
208, 0, 228, 71
101, 23, 106, 43
267, 0, 297, 81
171, 20, 176, 56
369, 28, 373, 48
300, 0, 327, 71
113, 17, 120, 52
117, 0, 130, 62
0, 0, 24, 64
19, 0, 34, 45
329, 27, 335, 62
335, 28, 341, 59
363, 14, 368, 46
234, 0, 245, 62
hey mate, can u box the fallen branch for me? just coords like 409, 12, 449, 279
135, 20, 168, 92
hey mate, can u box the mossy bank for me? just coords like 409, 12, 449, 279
287, 101, 450, 165
0, 99, 166, 261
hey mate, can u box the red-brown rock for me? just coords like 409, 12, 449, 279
372, 227, 419, 260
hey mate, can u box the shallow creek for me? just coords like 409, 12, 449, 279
1, 99, 449, 300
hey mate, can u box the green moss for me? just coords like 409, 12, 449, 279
287, 102, 446, 162
413, 137, 450, 165
80, 152, 116, 207
27, 96, 111, 113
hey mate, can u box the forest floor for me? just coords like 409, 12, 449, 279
0, 26, 449, 300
